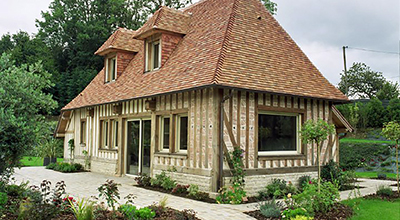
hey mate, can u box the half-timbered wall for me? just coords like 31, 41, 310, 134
221, 89, 339, 195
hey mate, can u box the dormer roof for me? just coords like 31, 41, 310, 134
95, 28, 141, 56
134, 6, 191, 40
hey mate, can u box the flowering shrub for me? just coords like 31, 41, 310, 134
216, 146, 247, 204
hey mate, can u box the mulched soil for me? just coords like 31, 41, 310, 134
244, 203, 353, 220
136, 185, 263, 204
363, 190, 400, 201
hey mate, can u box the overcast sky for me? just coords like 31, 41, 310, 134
1, 0, 399, 86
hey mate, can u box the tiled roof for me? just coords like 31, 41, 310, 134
134, 6, 191, 39
95, 28, 141, 55
62, 0, 348, 111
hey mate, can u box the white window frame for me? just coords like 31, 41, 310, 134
159, 116, 170, 152
258, 111, 302, 156
105, 55, 117, 83
175, 114, 188, 153
145, 39, 161, 72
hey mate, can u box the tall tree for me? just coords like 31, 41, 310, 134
0, 53, 57, 174
376, 81, 399, 100
261, 0, 277, 15
338, 62, 386, 99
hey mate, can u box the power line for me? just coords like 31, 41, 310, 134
347, 46, 400, 55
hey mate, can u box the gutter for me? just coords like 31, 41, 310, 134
218, 90, 233, 190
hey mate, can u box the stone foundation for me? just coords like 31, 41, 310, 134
90, 157, 118, 175
153, 169, 212, 192
224, 171, 318, 196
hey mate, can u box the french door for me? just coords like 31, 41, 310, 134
126, 119, 151, 175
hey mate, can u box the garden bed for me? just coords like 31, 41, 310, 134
244, 203, 353, 220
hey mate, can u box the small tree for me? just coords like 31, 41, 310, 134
300, 119, 335, 192
381, 121, 400, 193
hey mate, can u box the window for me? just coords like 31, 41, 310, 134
176, 115, 188, 151
105, 56, 117, 83
145, 39, 161, 71
100, 120, 109, 149
80, 120, 86, 144
258, 112, 300, 154
160, 117, 170, 150
111, 120, 119, 148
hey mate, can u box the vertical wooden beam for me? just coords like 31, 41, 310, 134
116, 116, 124, 176
254, 93, 259, 168
245, 92, 250, 168
211, 88, 222, 192
150, 112, 157, 177
199, 89, 203, 168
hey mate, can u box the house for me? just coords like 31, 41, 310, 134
55, 0, 353, 195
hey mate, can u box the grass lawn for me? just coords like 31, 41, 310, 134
20, 156, 63, 166
342, 198, 400, 220
356, 171, 397, 179
340, 138, 395, 144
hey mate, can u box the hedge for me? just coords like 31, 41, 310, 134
339, 142, 391, 170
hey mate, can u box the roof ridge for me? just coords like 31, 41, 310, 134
212, 0, 238, 84
153, 7, 164, 27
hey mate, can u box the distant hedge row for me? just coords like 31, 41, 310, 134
339, 142, 392, 170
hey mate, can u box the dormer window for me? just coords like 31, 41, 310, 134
145, 39, 161, 72
105, 55, 117, 83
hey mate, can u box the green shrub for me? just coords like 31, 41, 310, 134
258, 179, 297, 199
282, 208, 310, 219
298, 176, 311, 192
150, 171, 167, 187
6, 182, 28, 198
161, 177, 176, 191
187, 184, 199, 197
134, 207, 156, 220
291, 216, 314, 220
97, 180, 120, 211
290, 180, 339, 215
339, 142, 391, 170
376, 185, 393, 197
46, 162, 84, 173
259, 199, 281, 218
0, 192, 7, 210
119, 204, 136, 219
321, 160, 355, 190
216, 183, 246, 204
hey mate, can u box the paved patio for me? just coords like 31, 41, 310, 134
12, 167, 397, 220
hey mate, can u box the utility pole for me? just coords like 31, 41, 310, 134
342, 46, 348, 95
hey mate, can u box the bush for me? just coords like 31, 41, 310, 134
134, 174, 151, 187
376, 185, 393, 197
282, 208, 310, 219
290, 180, 339, 215
186, 184, 209, 201
46, 162, 84, 173
119, 204, 156, 220
161, 177, 176, 191
259, 199, 281, 218
340, 142, 391, 170
151, 171, 167, 187
258, 179, 297, 199
68, 198, 95, 220
298, 176, 311, 192
216, 183, 246, 204
0, 192, 7, 210
321, 160, 355, 190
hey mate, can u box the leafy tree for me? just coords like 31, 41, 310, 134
386, 99, 400, 122
366, 98, 385, 128
261, 0, 277, 15
0, 34, 14, 54
338, 62, 386, 99
376, 81, 399, 100
300, 119, 335, 192
0, 53, 57, 175
381, 121, 400, 193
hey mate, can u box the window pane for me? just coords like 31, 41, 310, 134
153, 42, 159, 69
258, 114, 296, 151
179, 116, 188, 150
163, 118, 170, 149
111, 58, 116, 80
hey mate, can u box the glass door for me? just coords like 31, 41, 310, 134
126, 119, 151, 175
